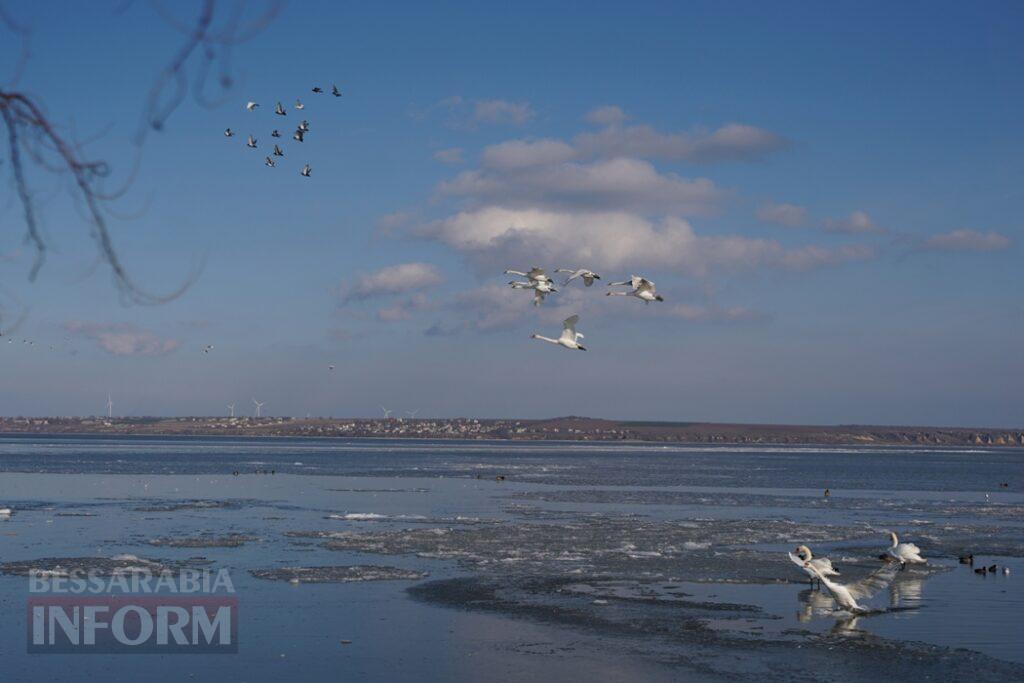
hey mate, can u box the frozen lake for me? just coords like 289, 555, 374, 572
0, 435, 1021, 681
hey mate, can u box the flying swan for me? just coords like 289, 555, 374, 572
531, 315, 586, 351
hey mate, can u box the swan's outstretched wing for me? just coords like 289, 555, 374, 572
560, 315, 579, 342
560, 269, 583, 285
788, 552, 806, 569
527, 267, 546, 280
847, 563, 899, 600
637, 277, 656, 293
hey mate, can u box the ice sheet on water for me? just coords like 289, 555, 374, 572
148, 533, 256, 548
250, 565, 427, 583
298, 516, 904, 582
0, 555, 206, 577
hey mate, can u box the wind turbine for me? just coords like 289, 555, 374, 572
406, 409, 419, 419
227, 403, 235, 418
252, 398, 265, 418
106, 393, 113, 419
380, 406, 392, 419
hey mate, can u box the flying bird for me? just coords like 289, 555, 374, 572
509, 279, 557, 306
332, 84, 342, 97
203, 345, 214, 353
300, 164, 311, 177
224, 128, 234, 137
295, 99, 305, 110
264, 156, 275, 167
273, 145, 284, 157
245, 101, 259, 111
312, 86, 323, 93
293, 129, 305, 142
556, 268, 601, 287
271, 129, 281, 138
298, 120, 310, 132
607, 275, 664, 303
504, 267, 553, 285
328, 364, 335, 371
531, 315, 587, 351
246, 135, 258, 149
274, 101, 287, 116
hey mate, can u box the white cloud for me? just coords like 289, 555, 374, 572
757, 201, 807, 228
482, 139, 576, 170
423, 207, 873, 277
472, 99, 535, 126
377, 293, 435, 322
921, 229, 1011, 252
823, 210, 886, 234
585, 105, 628, 126
439, 158, 724, 215
433, 147, 464, 164
65, 322, 181, 356
573, 122, 787, 163
342, 263, 443, 302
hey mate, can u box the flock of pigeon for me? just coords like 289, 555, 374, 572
224, 84, 342, 176
503, 267, 664, 352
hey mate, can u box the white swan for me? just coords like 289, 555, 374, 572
555, 268, 601, 287
295, 99, 305, 110
504, 267, 553, 284
805, 561, 898, 614
531, 315, 586, 351
509, 279, 557, 306
886, 532, 926, 567
245, 101, 259, 111
788, 545, 840, 586
606, 275, 664, 303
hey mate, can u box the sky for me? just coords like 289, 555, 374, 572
0, 1, 1021, 427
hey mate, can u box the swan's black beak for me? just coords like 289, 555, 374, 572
577, 345, 587, 351
655, 295, 664, 301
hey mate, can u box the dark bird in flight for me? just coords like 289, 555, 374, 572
273, 144, 284, 157
246, 135, 258, 148
301, 164, 311, 177
271, 129, 281, 138
312, 86, 323, 93
224, 128, 234, 137
264, 156, 275, 167
332, 84, 342, 97
274, 101, 287, 116
293, 129, 305, 142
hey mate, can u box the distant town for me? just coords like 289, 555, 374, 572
0, 415, 1021, 447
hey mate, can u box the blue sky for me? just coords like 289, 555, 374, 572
1, 1, 1021, 426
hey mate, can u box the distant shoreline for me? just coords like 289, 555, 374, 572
1, 416, 1021, 448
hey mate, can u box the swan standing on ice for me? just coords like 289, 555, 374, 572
788, 545, 840, 587
531, 315, 586, 351
804, 561, 898, 614
504, 267, 553, 285
509, 279, 557, 306
556, 268, 601, 287
886, 532, 926, 568
606, 275, 664, 303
